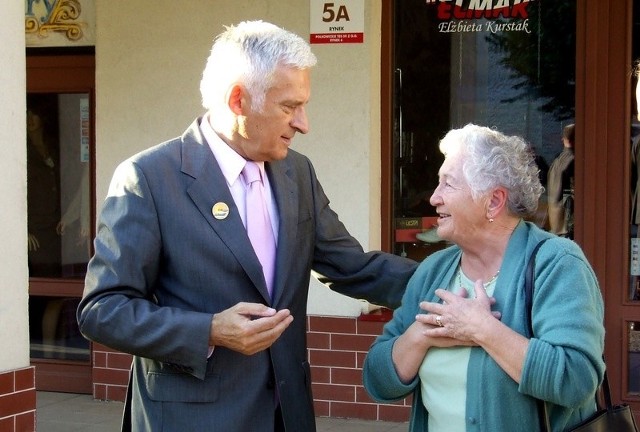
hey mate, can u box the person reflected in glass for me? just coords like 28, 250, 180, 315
363, 124, 605, 431
26, 97, 62, 277
547, 123, 575, 238
631, 60, 640, 232
630, 59, 640, 301
57, 163, 91, 256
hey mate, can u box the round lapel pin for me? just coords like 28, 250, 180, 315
212, 202, 230, 220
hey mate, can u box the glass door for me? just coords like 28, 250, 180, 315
628, 0, 640, 401
27, 53, 94, 393
390, 0, 576, 261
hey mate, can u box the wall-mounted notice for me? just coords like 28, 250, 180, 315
632, 238, 640, 276
80, 96, 90, 163
310, 0, 364, 44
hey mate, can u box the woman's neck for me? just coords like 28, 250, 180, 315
459, 217, 519, 281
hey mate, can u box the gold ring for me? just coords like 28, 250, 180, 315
435, 315, 443, 327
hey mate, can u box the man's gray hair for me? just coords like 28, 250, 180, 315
200, 20, 317, 112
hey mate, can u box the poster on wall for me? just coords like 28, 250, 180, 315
80, 96, 90, 163
309, 0, 364, 44
25, 0, 95, 47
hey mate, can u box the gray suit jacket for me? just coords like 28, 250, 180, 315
77, 118, 417, 431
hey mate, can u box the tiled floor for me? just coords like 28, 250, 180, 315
36, 392, 408, 431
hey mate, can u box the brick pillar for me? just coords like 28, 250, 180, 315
92, 344, 131, 402
0, 367, 36, 432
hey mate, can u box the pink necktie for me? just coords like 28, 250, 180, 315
242, 161, 276, 297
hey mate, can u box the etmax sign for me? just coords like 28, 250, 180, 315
428, 0, 532, 19
425, 0, 534, 34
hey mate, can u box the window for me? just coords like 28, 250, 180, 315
27, 52, 94, 393
390, 0, 576, 261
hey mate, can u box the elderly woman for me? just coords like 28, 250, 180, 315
363, 124, 605, 431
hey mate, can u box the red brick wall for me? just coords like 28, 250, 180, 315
0, 367, 36, 432
308, 315, 411, 422
90, 315, 410, 423
91, 344, 129, 402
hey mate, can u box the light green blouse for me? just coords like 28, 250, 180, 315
419, 267, 498, 432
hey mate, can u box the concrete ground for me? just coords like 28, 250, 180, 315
36, 391, 408, 431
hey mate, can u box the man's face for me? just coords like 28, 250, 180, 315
236, 66, 311, 162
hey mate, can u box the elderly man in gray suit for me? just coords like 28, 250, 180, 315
77, 20, 417, 431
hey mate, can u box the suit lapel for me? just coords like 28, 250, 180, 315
266, 159, 299, 306
180, 121, 271, 302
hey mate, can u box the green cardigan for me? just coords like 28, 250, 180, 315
363, 221, 605, 432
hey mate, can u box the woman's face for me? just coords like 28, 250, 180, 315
429, 149, 487, 245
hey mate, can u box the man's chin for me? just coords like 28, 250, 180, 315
271, 148, 289, 161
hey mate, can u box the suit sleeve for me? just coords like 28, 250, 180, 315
77, 160, 213, 380
304, 159, 418, 309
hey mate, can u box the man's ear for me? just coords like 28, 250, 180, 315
227, 84, 245, 115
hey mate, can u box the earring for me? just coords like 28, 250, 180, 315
489, 218, 494, 223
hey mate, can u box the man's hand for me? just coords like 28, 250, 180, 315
209, 302, 293, 355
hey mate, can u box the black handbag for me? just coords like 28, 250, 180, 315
525, 239, 639, 432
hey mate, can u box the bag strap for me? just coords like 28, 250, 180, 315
524, 238, 550, 338
525, 238, 611, 432
601, 368, 613, 413
523, 239, 552, 431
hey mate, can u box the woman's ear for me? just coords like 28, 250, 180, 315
487, 187, 508, 218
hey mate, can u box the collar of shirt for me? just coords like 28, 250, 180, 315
199, 114, 279, 238
200, 114, 247, 188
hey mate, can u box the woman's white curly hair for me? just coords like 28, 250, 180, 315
439, 124, 544, 217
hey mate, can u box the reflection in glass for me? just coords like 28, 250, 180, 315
629, 322, 640, 394
27, 93, 92, 364
27, 93, 91, 278
392, 1, 576, 261
29, 296, 90, 361
631, 0, 640, 302
27, 94, 61, 277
